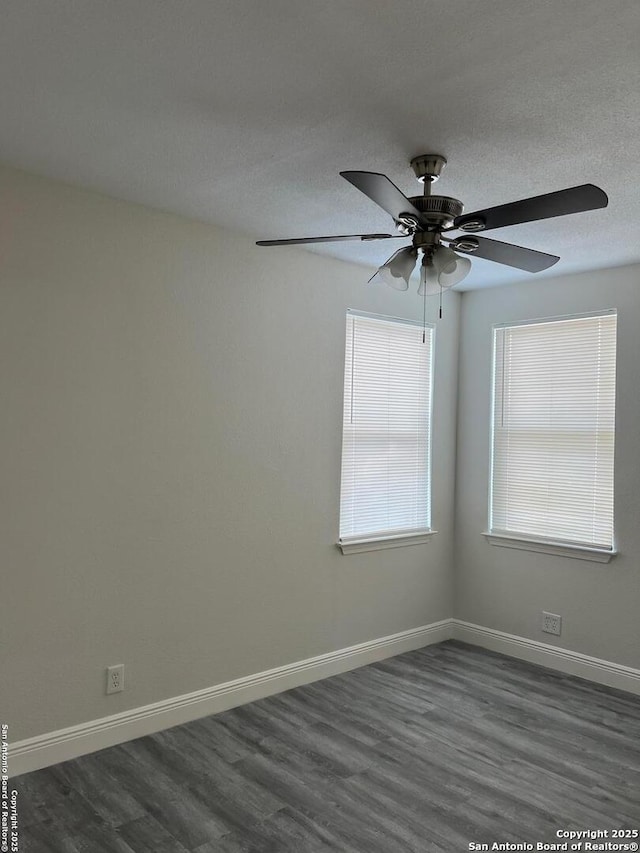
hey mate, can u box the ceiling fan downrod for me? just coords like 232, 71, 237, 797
396, 153, 465, 234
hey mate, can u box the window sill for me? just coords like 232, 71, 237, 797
338, 530, 437, 555
483, 532, 616, 563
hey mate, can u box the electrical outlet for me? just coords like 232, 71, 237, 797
106, 664, 125, 694
542, 612, 562, 636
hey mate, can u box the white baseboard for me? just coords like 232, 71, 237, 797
9, 619, 452, 778
12, 617, 640, 778
452, 619, 640, 696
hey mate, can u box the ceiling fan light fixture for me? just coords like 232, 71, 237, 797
439, 253, 472, 287
373, 246, 418, 290
417, 255, 440, 296
417, 245, 472, 293
378, 267, 410, 291
433, 245, 460, 275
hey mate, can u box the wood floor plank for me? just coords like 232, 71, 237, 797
20, 816, 137, 853
195, 805, 348, 853
55, 752, 147, 828
116, 814, 191, 853
13, 641, 640, 851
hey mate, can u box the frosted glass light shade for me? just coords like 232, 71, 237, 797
378, 266, 410, 290
418, 260, 439, 296
373, 246, 417, 290
438, 250, 472, 287
418, 245, 472, 293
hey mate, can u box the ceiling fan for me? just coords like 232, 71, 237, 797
256, 154, 608, 295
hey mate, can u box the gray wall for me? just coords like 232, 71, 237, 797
1, 166, 459, 741
4, 161, 638, 745
454, 264, 640, 668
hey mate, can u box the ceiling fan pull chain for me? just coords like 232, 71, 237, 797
422, 282, 427, 344
439, 283, 443, 320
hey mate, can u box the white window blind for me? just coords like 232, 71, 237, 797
490, 311, 617, 550
339, 311, 434, 543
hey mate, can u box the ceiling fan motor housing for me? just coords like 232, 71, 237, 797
407, 195, 464, 229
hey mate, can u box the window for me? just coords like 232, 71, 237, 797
338, 310, 435, 554
489, 311, 617, 557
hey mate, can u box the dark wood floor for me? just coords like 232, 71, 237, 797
13, 641, 640, 852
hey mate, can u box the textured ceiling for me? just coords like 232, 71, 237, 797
1, 0, 639, 289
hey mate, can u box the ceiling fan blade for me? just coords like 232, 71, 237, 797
454, 184, 608, 233
449, 235, 559, 272
256, 232, 401, 246
340, 171, 422, 222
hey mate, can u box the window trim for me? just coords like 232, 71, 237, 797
339, 528, 438, 555
338, 309, 436, 553
483, 531, 616, 563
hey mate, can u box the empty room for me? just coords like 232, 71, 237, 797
2, 2, 639, 851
